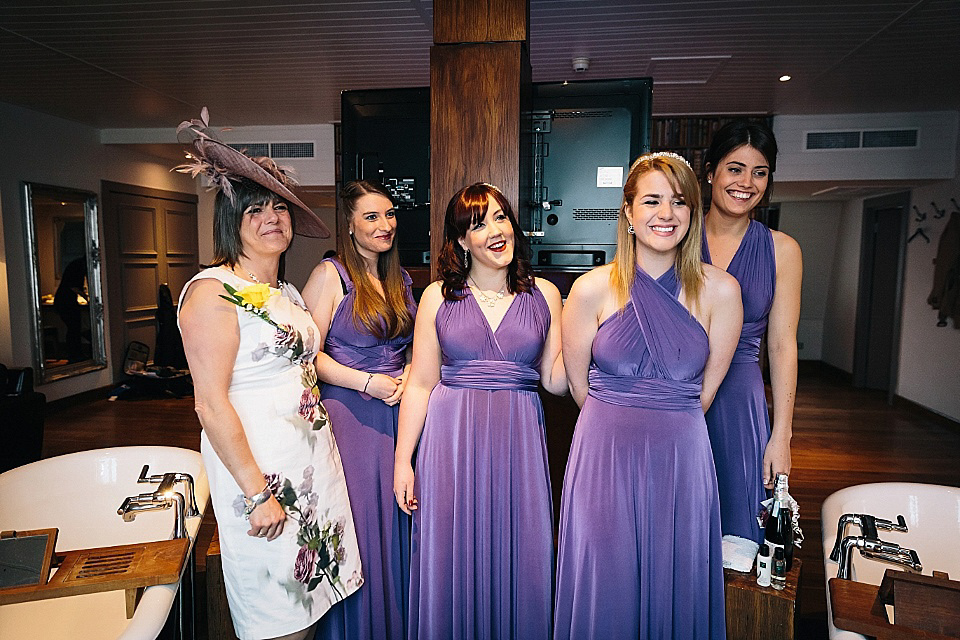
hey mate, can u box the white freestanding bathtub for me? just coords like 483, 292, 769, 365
821, 482, 960, 640
0, 446, 209, 640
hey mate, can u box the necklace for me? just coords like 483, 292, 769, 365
468, 276, 506, 308
239, 266, 284, 290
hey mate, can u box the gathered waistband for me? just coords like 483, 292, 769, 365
587, 369, 702, 410
441, 359, 539, 391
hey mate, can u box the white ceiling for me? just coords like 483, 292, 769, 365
2, 0, 959, 130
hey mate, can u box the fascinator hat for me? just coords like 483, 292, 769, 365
174, 107, 330, 238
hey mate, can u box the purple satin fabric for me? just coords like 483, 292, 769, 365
554, 266, 726, 640
702, 219, 777, 543
587, 372, 702, 410
441, 359, 540, 391
315, 258, 415, 640
411, 287, 554, 640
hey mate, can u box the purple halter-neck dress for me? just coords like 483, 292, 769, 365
315, 258, 415, 640
409, 286, 554, 640
702, 220, 776, 544
554, 267, 726, 640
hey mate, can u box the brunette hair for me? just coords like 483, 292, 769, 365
612, 154, 704, 308
438, 183, 533, 301
209, 178, 291, 278
337, 180, 413, 340
704, 119, 778, 197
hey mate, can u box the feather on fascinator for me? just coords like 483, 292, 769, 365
174, 107, 330, 238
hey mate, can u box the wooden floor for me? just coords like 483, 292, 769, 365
40, 364, 960, 638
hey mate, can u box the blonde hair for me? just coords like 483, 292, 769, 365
611, 153, 704, 309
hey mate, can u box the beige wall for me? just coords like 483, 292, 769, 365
0, 101, 196, 401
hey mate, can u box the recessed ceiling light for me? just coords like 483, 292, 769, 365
779, 75, 792, 82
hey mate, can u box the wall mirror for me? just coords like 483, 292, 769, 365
22, 183, 107, 383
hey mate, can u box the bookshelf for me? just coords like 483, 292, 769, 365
651, 115, 774, 178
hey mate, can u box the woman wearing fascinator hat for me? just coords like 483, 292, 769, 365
176, 108, 362, 640
554, 152, 742, 638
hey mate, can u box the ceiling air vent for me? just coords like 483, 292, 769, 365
227, 142, 315, 159
806, 131, 860, 150
806, 128, 920, 150
270, 142, 315, 158
229, 142, 269, 156
863, 129, 918, 148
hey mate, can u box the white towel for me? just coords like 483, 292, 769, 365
722, 534, 760, 572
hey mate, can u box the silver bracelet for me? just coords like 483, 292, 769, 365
362, 373, 373, 393
242, 484, 271, 520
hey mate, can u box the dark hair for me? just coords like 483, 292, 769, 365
210, 178, 293, 274
337, 180, 413, 339
438, 183, 533, 301
704, 119, 778, 177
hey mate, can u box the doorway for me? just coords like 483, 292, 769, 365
101, 181, 198, 380
853, 192, 910, 396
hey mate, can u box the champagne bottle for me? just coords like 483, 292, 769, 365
763, 472, 794, 571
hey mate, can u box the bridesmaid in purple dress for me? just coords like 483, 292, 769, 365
303, 181, 415, 640
394, 183, 566, 640
702, 121, 802, 550
555, 153, 742, 639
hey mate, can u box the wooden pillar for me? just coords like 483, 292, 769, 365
430, 0, 531, 279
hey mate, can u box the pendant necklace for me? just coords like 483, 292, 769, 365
469, 276, 506, 308
240, 266, 284, 291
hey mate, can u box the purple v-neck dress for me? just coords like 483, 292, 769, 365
315, 259, 415, 640
554, 267, 726, 640
702, 220, 776, 544
409, 286, 554, 640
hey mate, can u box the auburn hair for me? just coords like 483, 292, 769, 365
437, 183, 533, 301
337, 180, 413, 339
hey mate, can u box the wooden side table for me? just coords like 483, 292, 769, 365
724, 559, 801, 640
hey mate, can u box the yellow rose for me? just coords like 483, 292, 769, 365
235, 283, 274, 308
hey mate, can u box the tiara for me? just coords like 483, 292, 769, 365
643, 151, 693, 171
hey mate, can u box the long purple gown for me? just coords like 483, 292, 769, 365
702, 220, 776, 544
554, 267, 726, 640
315, 258, 415, 640
409, 286, 554, 640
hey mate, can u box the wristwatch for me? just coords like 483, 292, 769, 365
242, 484, 272, 519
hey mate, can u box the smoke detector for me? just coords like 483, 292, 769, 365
572, 57, 590, 73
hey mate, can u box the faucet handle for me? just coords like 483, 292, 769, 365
138, 464, 166, 484
875, 514, 908, 532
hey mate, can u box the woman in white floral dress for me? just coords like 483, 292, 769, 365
176, 109, 361, 640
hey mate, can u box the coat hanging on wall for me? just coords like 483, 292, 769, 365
927, 209, 960, 328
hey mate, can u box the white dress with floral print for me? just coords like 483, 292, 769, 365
179, 268, 362, 640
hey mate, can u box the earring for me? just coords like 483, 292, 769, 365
707, 177, 712, 184
463, 248, 470, 266
627, 224, 635, 235
349, 229, 354, 235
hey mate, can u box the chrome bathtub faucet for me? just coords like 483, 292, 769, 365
117, 464, 201, 539
829, 512, 908, 562
835, 535, 922, 580
137, 464, 201, 518
117, 489, 187, 539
